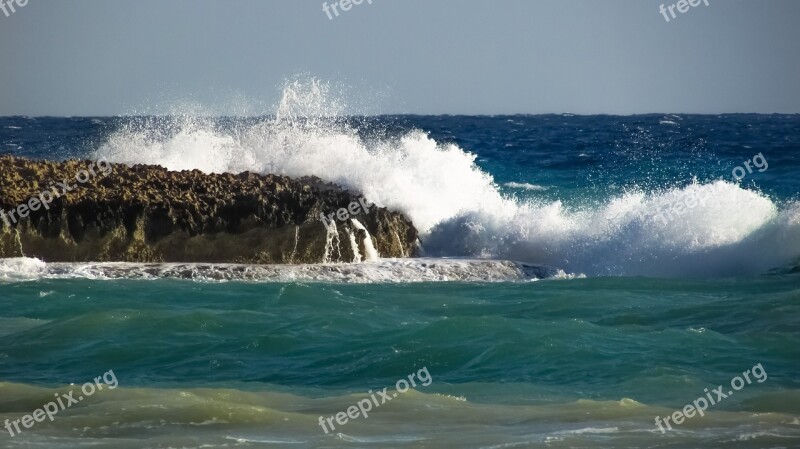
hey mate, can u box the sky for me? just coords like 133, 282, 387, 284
0, 0, 798, 116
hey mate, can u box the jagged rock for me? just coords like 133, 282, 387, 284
0, 156, 419, 263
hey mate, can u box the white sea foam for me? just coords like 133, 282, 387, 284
0, 256, 47, 282
0, 257, 572, 283
92, 78, 800, 277
504, 182, 549, 191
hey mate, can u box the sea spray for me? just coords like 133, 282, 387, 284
94, 78, 800, 277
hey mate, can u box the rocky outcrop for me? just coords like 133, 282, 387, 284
0, 156, 419, 263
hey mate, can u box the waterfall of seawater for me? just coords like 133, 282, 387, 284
351, 218, 380, 262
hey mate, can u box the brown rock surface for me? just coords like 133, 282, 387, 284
0, 156, 419, 263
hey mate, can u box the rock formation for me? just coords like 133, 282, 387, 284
0, 156, 419, 263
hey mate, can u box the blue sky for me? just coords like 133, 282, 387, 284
0, 0, 798, 116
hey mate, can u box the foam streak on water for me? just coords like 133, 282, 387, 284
0, 257, 573, 284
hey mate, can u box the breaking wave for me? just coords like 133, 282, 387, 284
93, 78, 800, 277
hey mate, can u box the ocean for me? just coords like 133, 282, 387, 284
1, 85, 799, 448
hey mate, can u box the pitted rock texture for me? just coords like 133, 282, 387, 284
0, 156, 419, 263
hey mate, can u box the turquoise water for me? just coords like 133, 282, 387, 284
1, 276, 799, 447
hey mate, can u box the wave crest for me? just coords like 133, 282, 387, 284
94, 79, 800, 277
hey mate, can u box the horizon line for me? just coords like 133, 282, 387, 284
1, 112, 799, 119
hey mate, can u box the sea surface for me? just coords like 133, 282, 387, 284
1, 85, 799, 448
